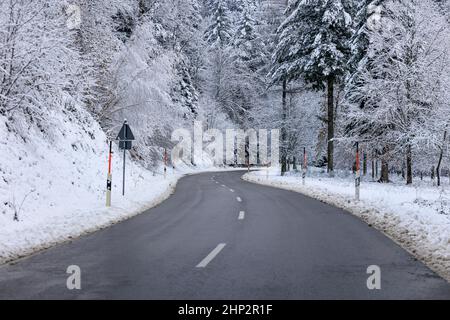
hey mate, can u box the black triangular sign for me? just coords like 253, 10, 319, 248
116, 123, 135, 141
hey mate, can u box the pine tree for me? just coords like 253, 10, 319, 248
348, 0, 384, 75
204, 0, 233, 48
173, 61, 199, 120
271, 0, 353, 175
233, 8, 264, 72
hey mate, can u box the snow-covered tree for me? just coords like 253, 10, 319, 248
344, 0, 450, 184
0, 0, 91, 125
233, 8, 265, 73
204, 0, 233, 48
271, 0, 353, 175
348, 0, 384, 75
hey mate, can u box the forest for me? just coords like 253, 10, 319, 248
1, 0, 449, 184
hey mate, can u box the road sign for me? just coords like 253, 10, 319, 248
116, 120, 135, 196
117, 121, 135, 150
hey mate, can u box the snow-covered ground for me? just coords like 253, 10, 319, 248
0, 108, 235, 265
243, 167, 450, 282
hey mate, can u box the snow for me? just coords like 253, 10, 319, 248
243, 168, 450, 282
0, 108, 236, 265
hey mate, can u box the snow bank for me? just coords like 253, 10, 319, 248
243, 168, 450, 282
0, 106, 231, 264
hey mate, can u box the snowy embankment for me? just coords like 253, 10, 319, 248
0, 109, 228, 265
243, 168, 450, 282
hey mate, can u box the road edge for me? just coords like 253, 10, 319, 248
242, 172, 450, 283
0, 168, 247, 267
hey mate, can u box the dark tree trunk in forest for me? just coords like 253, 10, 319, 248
372, 159, 375, 181
375, 160, 378, 179
406, 144, 412, 185
281, 79, 287, 176
293, 156, 297, 170
327, 76, 334, 176
436, 131, 447, 187
380, 159, 389, 183
379, 147, 389, 183
363, 152, 367, 175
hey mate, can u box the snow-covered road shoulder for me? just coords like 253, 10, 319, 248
242, 170, 450, 282
0, 173, 178, 265
0, 167, 242, 265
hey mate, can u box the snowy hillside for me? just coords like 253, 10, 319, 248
0, 102, 175, 262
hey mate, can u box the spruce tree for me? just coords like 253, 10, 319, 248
271, 0, 353, 175
233, 8, 264, 72
204, 0, 233, 48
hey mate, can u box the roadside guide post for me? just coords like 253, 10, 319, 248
355, 142, 361, 201
302, 147, 307, 186
106, 141, 113, 207
164, 148, 168, 179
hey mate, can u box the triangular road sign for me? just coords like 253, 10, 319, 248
116, 121, 135, 141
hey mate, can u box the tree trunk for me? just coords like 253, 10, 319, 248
327, 76, 334, 176
375, 160, 378, 179
406, 144, 412, 185
436, 131, 447, 187
293, 156, 297, 170
372, 159, 375, 181
380, 159, 389, 183
281, 80, 287, 176
431, 166, 435, 185
378, 146, 389, 183
363, 152, 367, 175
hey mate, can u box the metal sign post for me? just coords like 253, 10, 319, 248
122, 148, 126, 196
355, 142, 361, 201
302, 147, 307, 186
106, 141, 113, 207
116, 120, 135, 196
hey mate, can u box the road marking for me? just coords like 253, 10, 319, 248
221, 184, 227, 188
229, 189, 234, 192
236, 197, 242, 202
238, 211, 245, 220
196, 243, 226, 268
215, 181, 219, 184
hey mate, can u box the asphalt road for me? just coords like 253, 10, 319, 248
0, 171, 449, 299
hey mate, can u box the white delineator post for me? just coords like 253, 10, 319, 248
355, 142, 361, 201
106, 141, 112, 207
302, 147, 307, 186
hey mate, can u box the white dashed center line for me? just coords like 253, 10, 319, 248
238, 211, 245, 220
229, 189, 234, 192
196, 243, 227, 268
236, 197, 242, 202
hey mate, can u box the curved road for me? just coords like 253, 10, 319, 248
0, 171, 449, 299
